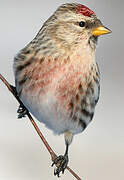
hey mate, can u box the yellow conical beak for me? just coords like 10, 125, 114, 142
91, 26, 111, 36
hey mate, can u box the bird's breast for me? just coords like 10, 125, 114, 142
17, 56, 100, 134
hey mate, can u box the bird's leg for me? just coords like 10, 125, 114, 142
52, 131, 73, 177
10, 85, 28, 119
10, 85, 18, 97
52, 143, 69, 177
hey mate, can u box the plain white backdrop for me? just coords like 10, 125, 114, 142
0, 0, 124, 180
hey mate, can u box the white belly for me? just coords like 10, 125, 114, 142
20, 91, 83, 135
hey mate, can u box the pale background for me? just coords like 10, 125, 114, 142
0, 0, 124, 180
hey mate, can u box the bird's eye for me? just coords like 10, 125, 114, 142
79, 21, 85, 27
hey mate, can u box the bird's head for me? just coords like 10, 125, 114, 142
35, 3, 111, 57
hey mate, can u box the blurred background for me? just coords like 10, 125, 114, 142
0, 0, 124, 179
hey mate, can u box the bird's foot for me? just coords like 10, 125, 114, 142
9, 85, 28, 118
17, 105, 28, 118
52, 154, 68, 177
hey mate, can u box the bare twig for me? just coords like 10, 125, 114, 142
0, 73, 82, 180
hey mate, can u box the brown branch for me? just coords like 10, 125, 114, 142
0, 73, 82, 180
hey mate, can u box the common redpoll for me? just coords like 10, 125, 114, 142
13, 3, 111, 177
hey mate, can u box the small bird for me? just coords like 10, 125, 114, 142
13, 3, 111, 177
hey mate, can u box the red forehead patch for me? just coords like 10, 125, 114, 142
76, 4, 95, 17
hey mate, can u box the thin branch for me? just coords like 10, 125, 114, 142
0, 73, 82, 180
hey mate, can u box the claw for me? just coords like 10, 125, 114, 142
52, 154, 68, 177
62, 168, 65, 174
17, 105, 28, 119
54, 168, 60, 177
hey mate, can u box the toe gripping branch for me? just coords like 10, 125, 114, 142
52, 144, 69, 177
17, 105, 28, 118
